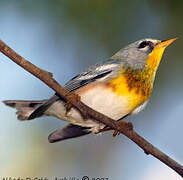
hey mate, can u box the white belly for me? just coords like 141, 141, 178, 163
46, 86, 131, 133
79, 85, 129, 120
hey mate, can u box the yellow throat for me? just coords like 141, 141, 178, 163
108, 38, 176, 111
146, 38, 177, 76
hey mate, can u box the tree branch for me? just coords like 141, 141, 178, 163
0, 39, 182, 177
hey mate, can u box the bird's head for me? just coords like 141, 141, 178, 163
111, 38, 177, 71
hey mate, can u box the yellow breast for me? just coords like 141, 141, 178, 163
107, 68, 153, 112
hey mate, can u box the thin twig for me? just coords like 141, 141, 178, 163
0, 39, 182, 177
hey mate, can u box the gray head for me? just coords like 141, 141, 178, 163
111, 38, 161, 67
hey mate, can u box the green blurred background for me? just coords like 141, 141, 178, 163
0, 0, 183, 179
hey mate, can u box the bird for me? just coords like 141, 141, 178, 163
3, 38, 176, 143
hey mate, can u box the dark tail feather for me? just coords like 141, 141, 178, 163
48, 124, 91, 143
28, 95, 60, 119
3, 95, 60, 120
3, 100, 47, 120
3, 100, 45, 108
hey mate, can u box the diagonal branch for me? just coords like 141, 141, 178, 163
0, 39, 182, 177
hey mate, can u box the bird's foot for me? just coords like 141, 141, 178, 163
65, 92, 81, 115
96, 121, 133, 136
113, 121, 133, 137
95, 126, 113, 134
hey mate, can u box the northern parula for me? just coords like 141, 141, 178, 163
3, 38, 176, 143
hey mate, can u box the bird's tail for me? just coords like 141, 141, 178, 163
48, 124, 91, 143
3, 100, 47, 120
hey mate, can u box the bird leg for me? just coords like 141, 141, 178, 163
65, 92, 81, 114
64, 92, 90, 119
113, 121, 133, 136
95, 126, 113, 134
96, 121, 133, 136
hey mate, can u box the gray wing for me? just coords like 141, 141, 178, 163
64, 59, 122, 92
29, 59, 123, 119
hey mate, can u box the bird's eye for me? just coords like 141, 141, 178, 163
138, 41, 150, 49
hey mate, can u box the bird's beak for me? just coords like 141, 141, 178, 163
156, 38, 177, 48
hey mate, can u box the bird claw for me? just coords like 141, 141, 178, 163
113, 121, 133, 137
96, 121, 133, 136
64, 92, 89, 120
95, 126, 113, 134
65, 92, 81, 115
